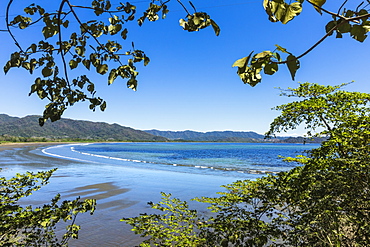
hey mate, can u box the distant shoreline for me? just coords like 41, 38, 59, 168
0, 142, 74, 151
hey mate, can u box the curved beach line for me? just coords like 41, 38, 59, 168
42, 144, 100, 163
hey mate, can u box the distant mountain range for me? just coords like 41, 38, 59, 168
144, 130, 268, 142
144, 130, 325, 143
0, 114, 324, 143
0, 114, 167, 142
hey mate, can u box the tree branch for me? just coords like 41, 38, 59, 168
295, 24, 337, 60
176, 0, 190, 15
276, 23, 338, 65
69, 4, 126, 13
6, 0, 23, 52
338, 0, 348, 16
277, 10, 362, 64
307, 0, 343, 18
58, 0, 71, 88
68, 2, 125, 67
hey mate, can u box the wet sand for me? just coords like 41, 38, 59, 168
0, 143, 239, 246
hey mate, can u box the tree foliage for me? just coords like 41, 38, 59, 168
124, 82, 370, 246
3, 0, 219, 125
122, 192, 207, 247
233, 0, 370, 86
0, 168, 96, 246
3, 0, 369, 124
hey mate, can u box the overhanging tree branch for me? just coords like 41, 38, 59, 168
58, 0, 71, 88
6, 0, 23, 52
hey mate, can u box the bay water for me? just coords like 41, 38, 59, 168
1, 142, 318, 246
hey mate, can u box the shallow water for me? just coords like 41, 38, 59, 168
44, 142, 317, 176
0, 142, 318, 246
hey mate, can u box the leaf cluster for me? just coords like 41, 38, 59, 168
4, 0, 219, 125
0, 169, 96, 246
180, 12, 220, 36
124, 83, 370, 246
234, 0, 370, 86
232, 46, 299, 86
122, 192, 207, 247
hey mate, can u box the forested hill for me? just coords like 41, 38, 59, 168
145, 130, 325, 143
144, 130, 267, 142
0, 114, 324, 143
0, 114, 167, 142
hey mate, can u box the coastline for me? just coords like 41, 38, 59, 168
0, 142, 74, 150
0, 142, 240, 246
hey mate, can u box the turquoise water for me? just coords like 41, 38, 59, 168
0, 142, 319, 246
42, 142, 318, 178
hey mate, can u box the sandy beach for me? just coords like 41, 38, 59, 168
0, 142, 239, 246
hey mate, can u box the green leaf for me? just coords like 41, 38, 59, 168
87, 84, 95, 93
105, 0, 112, 10
82, 59, 91, 70
255, 51, 272, 59
286, 54, 300, 80
282, 2, 302, 24
42, 26, 58, 39
63, 20, 69, 28
108, 69, 117, 85
75, 46, 85, 56
309, 0, 326, 15
96, 64, 108, 75
30, 43, 37, 53
22, 62, 31, 71
264, 62, 278, 75
351, 25, 368, 42
42, 67, 53, 77
263, 0, 302, 24
108, 23, 122, 35
127, 77, 137, 91
232, 52, 253, 68
275, 44, 289, 54
100, 101, 107, 111
325, 20, 337, 35
337, 21, 351, 34
121, 28, 128, 40
210, 19, 220, 36
144, 56, 150, 66
69, 60, 78, 70
4, 61, 11, 74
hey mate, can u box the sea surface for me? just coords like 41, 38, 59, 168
1, 142, 319, 246
42, 142, 318, 177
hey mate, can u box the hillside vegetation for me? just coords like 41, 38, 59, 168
0, 114, 167, 142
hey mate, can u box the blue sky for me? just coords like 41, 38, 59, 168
1, 0, 369, 136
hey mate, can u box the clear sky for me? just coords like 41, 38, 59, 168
1, 0, 369, 136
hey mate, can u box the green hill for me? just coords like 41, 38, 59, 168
144, 130, 266, 142
0, 114, 168, 142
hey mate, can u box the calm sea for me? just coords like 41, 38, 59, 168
42, 142, 318, 178
1, 142, 319, 246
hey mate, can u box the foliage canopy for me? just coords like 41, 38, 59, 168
0, 169, 96, 246
3, 0, 370, 124
124, 82, 370, 246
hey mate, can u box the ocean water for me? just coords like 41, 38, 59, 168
42, 142, 318, 178
1, 142, 319, 246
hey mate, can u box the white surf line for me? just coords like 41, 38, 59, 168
42, 144, 100, 163
67, 144, 268, 175
70, 145, 150, 164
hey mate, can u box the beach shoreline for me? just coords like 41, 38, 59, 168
0, 142, 75, 150
0, 142, 242, 246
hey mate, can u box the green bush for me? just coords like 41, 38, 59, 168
0, 168, 96, 246
124, 83, 370, 246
